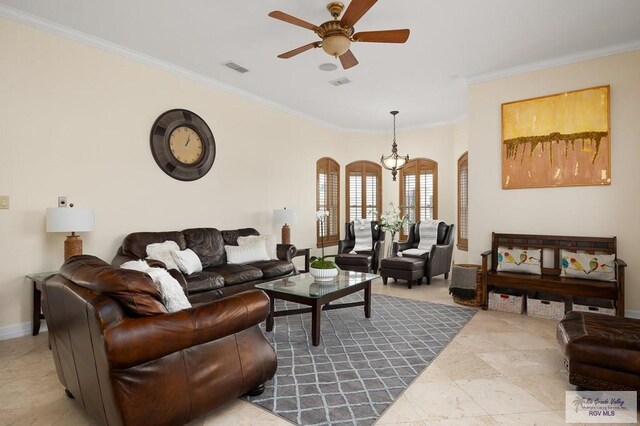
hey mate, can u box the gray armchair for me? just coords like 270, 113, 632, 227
393, 222, 455, 284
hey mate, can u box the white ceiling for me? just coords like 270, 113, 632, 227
2, 0, 640, 131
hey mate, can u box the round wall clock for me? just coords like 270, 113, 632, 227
150, 109, 216, 181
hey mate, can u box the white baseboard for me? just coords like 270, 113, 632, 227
626, 310, 640, 319
0, 321, 47, 341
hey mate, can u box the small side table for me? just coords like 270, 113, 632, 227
26, 272, 57, 336
293, 248, 311, 273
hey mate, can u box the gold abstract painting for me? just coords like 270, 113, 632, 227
501, 85, 610, 189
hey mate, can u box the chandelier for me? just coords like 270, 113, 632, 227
380, 111, 409, 181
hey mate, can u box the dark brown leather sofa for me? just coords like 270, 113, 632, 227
112, 227, 296, 303
393, 222, 455, 284
43, 255, 277, 426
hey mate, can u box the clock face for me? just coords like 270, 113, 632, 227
169, 126, 203, 165
150, 109, 216, 181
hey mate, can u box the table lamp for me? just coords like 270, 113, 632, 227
46, 205, 95, 260
274, 207, 297, 244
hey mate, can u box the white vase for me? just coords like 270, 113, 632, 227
386, 232, 397, 258
309, 266, 339, 281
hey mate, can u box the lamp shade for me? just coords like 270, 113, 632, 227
381, 155, 408, 170
273, 208, 297, 225
46, 207, 95, 233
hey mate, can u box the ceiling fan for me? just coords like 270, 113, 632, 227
268, 0, 410, 69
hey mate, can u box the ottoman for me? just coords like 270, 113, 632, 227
557, 311, 640, 396
335, 253, 372, 273
379, 257, 425, 289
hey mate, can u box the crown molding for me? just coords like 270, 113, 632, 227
0, 5, 344, 132
467, 40, 640, 84
0, 5, 468, 133
4, 5, 638, 132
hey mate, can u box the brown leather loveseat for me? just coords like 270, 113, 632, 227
43, 255, 277, 425
112, 227, 296, 303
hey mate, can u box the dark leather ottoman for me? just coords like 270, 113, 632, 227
557, 311, 640, 396
335, 253, 372, 273
380, 257, 425, 289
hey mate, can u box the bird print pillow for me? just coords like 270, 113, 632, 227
496, 247, 542, 275
560, 250, 616, 282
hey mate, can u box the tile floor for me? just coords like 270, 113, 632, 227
0, 276, 630, 425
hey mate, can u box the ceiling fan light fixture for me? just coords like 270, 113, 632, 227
322, 34, 351, 57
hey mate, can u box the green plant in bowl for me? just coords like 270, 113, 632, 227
309, 255, 338, 269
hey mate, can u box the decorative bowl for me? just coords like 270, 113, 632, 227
309, 266, 339, 281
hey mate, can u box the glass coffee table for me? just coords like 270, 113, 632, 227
255, 270, 379, 346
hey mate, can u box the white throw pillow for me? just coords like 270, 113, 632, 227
120, 259, 150, 272
560, 250, 616, 282
351, 219, 373, 253
225, 242, 270, 264
417, 220, 441, 250
238, 235, 278, 260
170, 249, 203, 275
400, 248, 429, 258
496, 246, 542, 275
121, 260, 191, 312
146, 241, 180, 270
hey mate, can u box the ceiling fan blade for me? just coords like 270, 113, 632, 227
339, 49, 359, 69
277, 42, 320, 59
353, 29, 410, 43
340, 0, 378, 28
268, 11, 319, 31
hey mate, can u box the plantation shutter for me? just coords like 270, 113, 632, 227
348, 171, 362, 222
457, 152, 469, 250
419, 172, 434, 221
365, 172, 378, 221
316, 158, 340, 247
399, 158, 438, 239
345, 161, 382, 222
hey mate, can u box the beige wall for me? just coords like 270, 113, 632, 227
0, 17, 343, 333
0, 17, 461, 334
339, 124, 457, 221
467, 50, 640, 314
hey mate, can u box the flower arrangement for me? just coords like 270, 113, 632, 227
380, 202, 407, 241
310, 210, 337, 269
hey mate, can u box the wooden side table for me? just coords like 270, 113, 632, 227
292, 248, 311, 273
26, 272, 57, 336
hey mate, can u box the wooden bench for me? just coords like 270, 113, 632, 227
481, 233, 626, 316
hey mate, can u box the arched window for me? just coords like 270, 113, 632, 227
316, 157, 340, 247
457, 152, 469, 251
399, 158, 438, 238
345, 161, 382, 222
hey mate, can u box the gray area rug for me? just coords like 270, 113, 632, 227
244, 294, 476, 425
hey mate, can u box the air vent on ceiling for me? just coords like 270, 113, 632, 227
223, 62, 249, 74
329, 77, 351, 86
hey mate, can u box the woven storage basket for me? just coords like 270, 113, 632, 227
527, 293, 566, 320
450, 264, 483, 307
488, 289, 525, 314
572, 297, 616, 316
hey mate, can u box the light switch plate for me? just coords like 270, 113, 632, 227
0, 196, 9, 209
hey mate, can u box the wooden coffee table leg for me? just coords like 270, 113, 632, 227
312, 300, 321, 346
364, 281, 371, 318
266, 294, 275, 332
